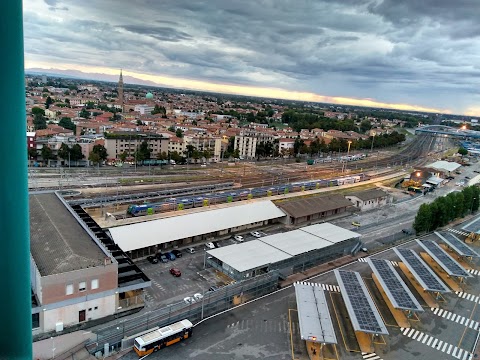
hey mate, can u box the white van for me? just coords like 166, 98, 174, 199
187, 247, 195, 254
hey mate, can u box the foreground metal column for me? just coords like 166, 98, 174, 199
0, 1, 33, 358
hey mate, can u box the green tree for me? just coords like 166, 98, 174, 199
151, 104, 166, 115
88, 151, 101, 165
91, 144, 108, 162
413, 203, 432, 233
175, 128, 184, 138
31, 107, 45, 116
45, 96, 54, 109
33, 113, 47, 130
28, 148, 38, 160
360, 120, 372, 133
135, 140, 151, 162
157, 151, 168, 161
58, 117, 76, 132
79, 108, 90, 119
119, 151, 128, 162
40, 145, 54, 163
458, 147, 468, 156
58, 143, 70, 161
70, 144, 84, 162
168, 126, 175, 132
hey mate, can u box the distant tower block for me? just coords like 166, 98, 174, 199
41, 75, 47, 84
118, 69, 124, 111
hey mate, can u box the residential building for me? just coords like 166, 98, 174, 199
234, 136, 257, 159
278, 138, 295, 152
134, 104, 155, 115
104, 132, 169, 160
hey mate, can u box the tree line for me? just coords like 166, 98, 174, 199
413, 186, 480, 233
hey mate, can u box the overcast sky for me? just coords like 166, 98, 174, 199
23, 0, 480, 115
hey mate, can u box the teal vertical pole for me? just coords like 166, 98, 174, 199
0, 0, 33, 359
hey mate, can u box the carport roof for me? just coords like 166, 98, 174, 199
108, 201, 286, 252
276, 194, 353, 218
301, 223, 361, 244
207, 240, 291, 272
260, 229, 334, 256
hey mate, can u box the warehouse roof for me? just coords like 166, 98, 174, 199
206, 240, 291, 272
109, 201, 286, 252
301, 223, 361, 244
30, 193, 106, 276
427, 160, 462, 173
276, 195, 353, 218
261, 229, 333, 256
346, 188, 388, 201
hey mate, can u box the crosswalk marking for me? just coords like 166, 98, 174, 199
294, 281, 340, 292
468, 268, 480, 276
362, 353, 383, 360
447, 228, 470, 237
455, 291, 480, 304
431, 307, 480, 330
358, 258, 398, 266
401, 327, 472, 358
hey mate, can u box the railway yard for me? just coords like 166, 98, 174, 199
33, 132, 480, 360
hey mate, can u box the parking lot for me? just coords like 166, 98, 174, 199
136, 230, 271, 308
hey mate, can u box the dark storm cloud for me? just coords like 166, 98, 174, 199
23, 0, 480, 112
118, 25, 192, 42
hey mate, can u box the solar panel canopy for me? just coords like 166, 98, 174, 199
435, 231, 480, 258
416, 240, 472, 278
334, 270, 389, 335
394, 248, 450, 293
294, 283, 337, 344
367, 258, 424, 312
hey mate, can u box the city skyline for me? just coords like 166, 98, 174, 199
24, 0, 480, 115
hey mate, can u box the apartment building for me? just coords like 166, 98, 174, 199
104, 132, 169, 160
234, 136, 257, 159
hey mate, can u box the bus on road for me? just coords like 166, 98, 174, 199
133, 319, 193, 357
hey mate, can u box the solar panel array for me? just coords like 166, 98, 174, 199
334, 270, 389, 335
435, 231, 480, 257
394, 248, 450, 293
367, 258, 424, 312
294, 283, 337, 344
416, 240, 472, 278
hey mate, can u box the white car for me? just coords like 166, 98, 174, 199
183, 296, 195, 304
205, 242, 215, 249
233, 235, 244, 242
193, 293, 203, 301
250, 231, 262, 238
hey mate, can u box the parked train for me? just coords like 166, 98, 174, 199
126, 174, 367, 216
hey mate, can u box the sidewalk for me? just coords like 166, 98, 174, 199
33, 330, 95, 360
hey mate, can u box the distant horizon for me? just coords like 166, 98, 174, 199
25, 65, 457, 116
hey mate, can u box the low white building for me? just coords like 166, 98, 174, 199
345, 188, 389, 211
134, 104, 155, 115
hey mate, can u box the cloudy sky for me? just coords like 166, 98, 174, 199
23, 0, 480, 115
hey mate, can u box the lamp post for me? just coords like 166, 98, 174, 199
51, 337, 56, 359
472, 198, 476, 214
370, 133, 376, 153
344, 140, 352, 173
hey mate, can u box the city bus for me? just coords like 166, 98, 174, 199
133, 319, 193, 357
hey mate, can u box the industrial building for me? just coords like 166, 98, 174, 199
108, 201, 287, 259
276, 194, 353, 225
30, 192, 150, 335
205, 223, 361, 280
345, 188, 389, 211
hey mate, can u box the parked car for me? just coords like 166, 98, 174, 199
172, 249, 182, 258
233, 235, 244, 242
147, 255, 158, 264
465, 176, 471, 180
166, 252, 176, 261
183, 296, 194, 304
250, 231, 262, 238
193, 293, 203, 300
187, 247, 195, 254
208, 286, 219, 292
213, 241, 221, 248
170, 268, 181, 277
205, 242, 215, 249
158, 254, 168, 263
402, 229, 414, 235
352, 221, 361, 227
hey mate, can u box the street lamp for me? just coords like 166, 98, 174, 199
370, 133, 376, 153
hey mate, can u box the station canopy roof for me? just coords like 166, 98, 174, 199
206, 240, 291, 272
108, 200, 286, 252
301, 223, 361, 244
207, 223, 360, 273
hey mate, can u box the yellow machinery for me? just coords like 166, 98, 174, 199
466, 232, 480, 244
